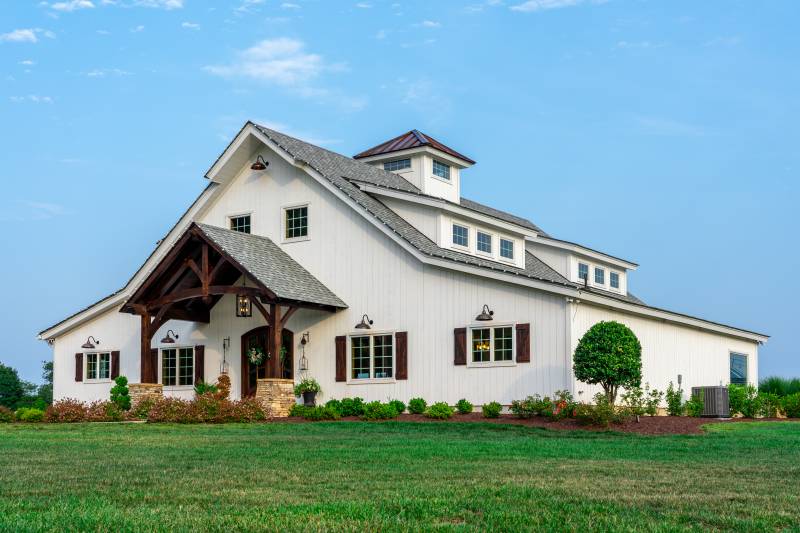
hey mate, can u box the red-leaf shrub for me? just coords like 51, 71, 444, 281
146, 396, 267, 423
46, 399, 88, 422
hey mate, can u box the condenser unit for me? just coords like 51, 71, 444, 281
691, 386, 730, 418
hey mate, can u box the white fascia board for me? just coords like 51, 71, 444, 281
355, 146, 472, 168
359, 183, 538, 239
577, 292, 769, 343
528, 235, 638, 270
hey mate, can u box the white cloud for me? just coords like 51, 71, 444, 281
181, 21, 200, 29
635, 116, 706, 137
420, 20, 441, 28
510, 0, 606, 13
615, 40, 666, 50
356, 2, 372, 7
101, 0, 182, 7
281, 2, 300, 8
19, 60, 35, 65
96, 29, 111, 35
131, 25, 145, 32
233, 0, 265, 15
1, 29, 39, 43
86, 68, 132, 77
49, 0, 95, 12
704, 36, 741, 47
375, 29, 387, 39
10, 95, 54, 104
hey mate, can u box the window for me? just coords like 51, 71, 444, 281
477, 232, 492, 254
730, 353, 748, 385
578, 263, 589, 281
384, 158, 411, 172
162, 347, 194, 387
594, 267, 605, 285
452, 224, 469, 248
432, 160, 450, 180
86, 352, 111, 381
284, 206, 308, 240
500, 238, 514, 260
351, 334, 394, 380
610, 272, 620, 289
471, 326, 514, 364
230, 215, 251, 234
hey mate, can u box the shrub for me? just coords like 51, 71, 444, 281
455, 399, 473, 415
130, 397, 156, 420
293, 378, 322, 397
362, 401, 399, 421
665, 382, 684, 416
45, 399, 88, 422
573, 321, 642, 404
621, 386, 646, 421
424, 402, 454, 420
544, 390, 576, 421
290, 404, 339, 421
782, 393, 800, 418
388, 399, 406, 414
685, 394, 704, 417
408, 397, 427, 415
759, 376, 800, 397
146, 396, 266, 423
645, 386, 663, 416
215, 374, 231, 400
729, 384, 760, 418
758, 392, 781, 418
16, 407, 45, 422
0, 406, 15, 422
482, 401, 502, 418
194, 381, 219, 397
339, 397, 365, 417
110, 376, 131, 411
324, 399, 342, 414
289, 403, 308, 417
574, 393, 631, 428
510, 395, 547, 418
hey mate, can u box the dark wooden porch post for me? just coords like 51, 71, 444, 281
140, 312, 152, 383
269, 303, 282, 378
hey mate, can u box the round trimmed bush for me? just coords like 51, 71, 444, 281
424, 402, 454, 420
482, 401, 502, 418
574, 321, 642, 404
388, 399, 406, 414
455, 399, 473, 415
408, 397, 427, 414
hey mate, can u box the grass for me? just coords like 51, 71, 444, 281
0, 421, 799, 532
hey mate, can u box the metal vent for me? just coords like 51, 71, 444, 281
691, 386, 730, 418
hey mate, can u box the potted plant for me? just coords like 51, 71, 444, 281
248, 346, 265, 366
294, 378, 322, 407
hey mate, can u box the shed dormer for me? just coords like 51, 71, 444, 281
354, 130, 474, 204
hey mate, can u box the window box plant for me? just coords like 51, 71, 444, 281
294, 378, 322, 407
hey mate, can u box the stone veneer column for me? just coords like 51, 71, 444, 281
128, 383, 164, 405
255, 378, 295, 417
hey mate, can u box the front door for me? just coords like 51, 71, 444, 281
241, 326, 294, 397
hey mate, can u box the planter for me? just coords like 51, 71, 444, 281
302, 391, 317, 407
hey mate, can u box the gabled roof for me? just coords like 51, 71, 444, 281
353, 129, 476, 165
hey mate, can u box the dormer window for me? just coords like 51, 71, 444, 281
477, 232, 492, 254
578, 263, 589, 281
610, 272, 620, 289
452, 224, 469, 248
594, 267, 605, 285
500, 238, 514, 260
432, 160, 450, 180
384, 158, 411, 172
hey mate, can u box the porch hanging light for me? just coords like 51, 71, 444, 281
160, 330, 179, 344
81, 336, 100, 349
299, 332, 309, 371
250, 155, 269, 171
354, 314, 373, 329
236, 277, 252, 318
475, 305, 494, 321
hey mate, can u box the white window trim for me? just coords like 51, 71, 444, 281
476, 230, 493, 258
578, 262, 590, 283
729, 351, 749, 386
383, 158, 412, 173
84, 351, 113, 383
281, 202, 311, 243
432, 159, 451, 182
499, 237, 515, 263
467, 323, 516, 368
346, 330, 397, 384
609, 270, 622, 292
159, 345, 196, 390
452, 223, 470, 251
227, 212, 253, 233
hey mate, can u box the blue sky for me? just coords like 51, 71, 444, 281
1, 0, 797, 383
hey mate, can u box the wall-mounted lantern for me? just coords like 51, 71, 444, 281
250, 155, 269, 171
221, 337, 230, 374
81, 336, 100, 349
299, 332, 310, 371
475, 305, 494, 321
160, 330, 179, 344
355, 314, 373, 330
236, 277, 252, 318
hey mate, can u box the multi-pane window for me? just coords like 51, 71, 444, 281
452, 224, 469, 247
471, 327, 514, 364
432, 160, 450, 180
285, 206, 308, 240
477, 232, 492, 254
500, 238, 514, 260
351, 334, 394, 380
384, 158, 411, 172
230, 215, 251, 234
610, 272, 620, 289
578, 263, 589, 281
730, 353, 748, 385
162, 347, 194, 387
594, 267, 605, 285
86, 352, 110, 381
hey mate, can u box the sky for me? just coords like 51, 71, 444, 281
1, 0, 797, 384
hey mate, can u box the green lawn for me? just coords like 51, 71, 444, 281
0, 422, 798, 532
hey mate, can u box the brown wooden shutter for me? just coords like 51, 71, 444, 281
75, 353, 83, 382
516, 323, 531, 363
150, 348, 159, 383
395, 332, 408, 380
110, 351, 120, 379
194, 345, 205, 384
454, 328, 467, 365
335, 335, 346, 382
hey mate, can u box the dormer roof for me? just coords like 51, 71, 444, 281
353, 129, 476, 165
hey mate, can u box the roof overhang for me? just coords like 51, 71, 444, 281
354, 146, 473, 169
528, 235, 639, 270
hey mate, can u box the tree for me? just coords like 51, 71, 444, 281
573, 321, 642, 405
38, 360, 54, 405
0, 363, 25, 409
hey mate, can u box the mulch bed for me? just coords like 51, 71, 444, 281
283, 412, 795, 436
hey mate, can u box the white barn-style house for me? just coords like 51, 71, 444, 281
38, 123, 768, 411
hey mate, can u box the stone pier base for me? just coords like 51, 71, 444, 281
129, 383, 163, 406
255, 378, 295, 417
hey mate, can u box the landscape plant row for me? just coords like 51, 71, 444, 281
289, 396, 505, 421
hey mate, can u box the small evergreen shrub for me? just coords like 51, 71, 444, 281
324, 399, 342, 415
645, 386, 663, 416
729, 384, 760, 418
782, 393, 800, 418
16, 407, 45, 422
388, 400, 406, 414
685, 395, 704, 417
482, 401, 502, 418
408, 397, 427, 414
573, 393, 630, 428
665, 382, 684, 416
510, 395, 547, 418
758, 392, 781, 418
425, 402, 454, 420
361, 401, 399, 420
0, 406, 15, 422
290, 404, 339, 421
455, 399, 473, 415
110, 376, 131, 411
194, 381, 219, 397
339, 397, 366, 417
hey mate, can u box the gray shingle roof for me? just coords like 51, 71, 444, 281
196, 223, 347, 309
460, 197, 548, 235
253, 123, 574, 289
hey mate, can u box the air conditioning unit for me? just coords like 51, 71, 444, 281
691, 386, 730, 418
